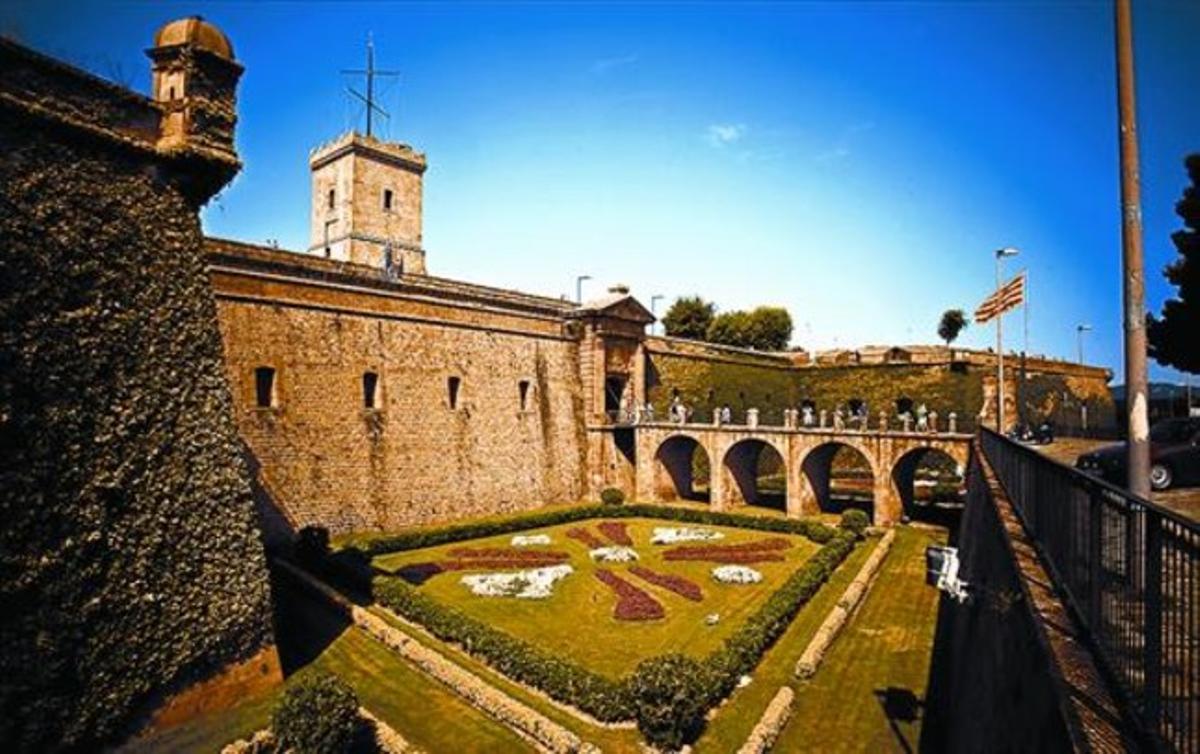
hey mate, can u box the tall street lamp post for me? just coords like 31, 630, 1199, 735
995, 247, 1020, 431
575, 275, 592, 305
1076, 323, 1092, 364
650, 295, 664, 335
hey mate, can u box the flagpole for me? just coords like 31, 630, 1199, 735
994, 248, 1019, 431
997, 263, 1004, 432
1021, 268, 1029, 426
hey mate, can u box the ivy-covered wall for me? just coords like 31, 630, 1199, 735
645, 347, 799, 422
0, 97, 274, 749
645, 342, 1115, 434
794, 364, 985, 426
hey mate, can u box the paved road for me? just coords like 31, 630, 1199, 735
1031, 438, 1200, 522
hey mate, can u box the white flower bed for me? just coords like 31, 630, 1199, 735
510, 534, 552, 547
650, 526, 725, 545
712, 565, 763, 584
589, 546, 639, 563
461, 565, 573, 599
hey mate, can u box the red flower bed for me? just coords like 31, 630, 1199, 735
566, 527, 606, 549
628, 566, 703, 602
447, 547, 569, 561
595, 569, 665, 621
396, 548, 568, 584
663, 537, 792, 564
597, 521, 633, 546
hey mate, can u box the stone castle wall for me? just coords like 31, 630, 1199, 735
644, 336, 1114, 433
209, 241, 588, 535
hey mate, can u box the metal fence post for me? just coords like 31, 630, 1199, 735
1144, 514, 1163, 731
1088, 487, 1104, 634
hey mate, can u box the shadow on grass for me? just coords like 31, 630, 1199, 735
874, 686, 923, 754
271, 572, 352, 677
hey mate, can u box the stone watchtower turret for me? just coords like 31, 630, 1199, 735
146, 16, 243, 163
308, 132, 428, 274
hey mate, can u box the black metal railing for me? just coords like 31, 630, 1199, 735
979, 428, 1199, 753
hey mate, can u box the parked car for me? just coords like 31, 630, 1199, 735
1008, 420, 1054, 445
1075, 417, 1200, 491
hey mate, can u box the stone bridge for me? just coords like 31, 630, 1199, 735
627, 423, 973, 525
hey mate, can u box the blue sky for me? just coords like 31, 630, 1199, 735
6, 1, 1198, 384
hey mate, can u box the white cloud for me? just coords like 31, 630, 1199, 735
706, 123, 746, 147
590, 54, 638, 74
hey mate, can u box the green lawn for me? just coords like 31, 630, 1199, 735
773, 526, 946, 753
119, 583, 535, 754
693, 533, 878, 753
373, 517, 819, 678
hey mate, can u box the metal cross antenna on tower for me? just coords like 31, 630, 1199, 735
341, 33, 400, 138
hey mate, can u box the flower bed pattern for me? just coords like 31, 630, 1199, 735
566, 527, 606, 549
712, 565, 763, 584
663, 537, 793, 564
511, 534, 551, 547
589, 546, 639, 563
447, 547, 569, 561
597, 521, 633, 546
372, 527, 856, 731
594, 569, 666, 621
650, 527, 725, 545
628, 566, 703, 602
395, 549, 568, 585
461, 564, 574, 599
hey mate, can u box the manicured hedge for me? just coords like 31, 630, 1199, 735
350, 504, 835, 556
370, 524, 856, 738
373, 578, 636, 721
272, 671, 360, 754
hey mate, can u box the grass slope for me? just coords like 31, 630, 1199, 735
119, 585, 535, 754
773, 526, 946, 753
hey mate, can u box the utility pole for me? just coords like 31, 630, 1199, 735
1115, 0, 1150, 498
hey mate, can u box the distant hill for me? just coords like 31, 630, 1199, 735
1111, 382, 1194, 401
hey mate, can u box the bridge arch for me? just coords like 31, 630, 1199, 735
890, 445, 966, 523
653, 434, 711, 503
799, 441, 876, 518
721, 438, 787, 511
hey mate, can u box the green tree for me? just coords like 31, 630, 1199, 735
705, 310, 753, 347
662, 296, 715, 340
937, 309, 968, 346
1148, 154, 1200, 374
745, 306, 793, 350
705, 306, 793, 350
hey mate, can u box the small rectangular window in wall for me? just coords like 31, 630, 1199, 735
328, 188, 335, 210
448, 376, 461, 410
383, 189, 394, 211
518, 380, 531, 411
254, 367, 276, 408
363, 371, 380, 409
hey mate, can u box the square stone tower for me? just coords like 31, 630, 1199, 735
308, 132, 427, 274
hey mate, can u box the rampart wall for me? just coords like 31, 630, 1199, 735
209, 241, 589, 535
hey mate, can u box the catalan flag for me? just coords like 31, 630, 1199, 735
974, 272, 1026, 324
